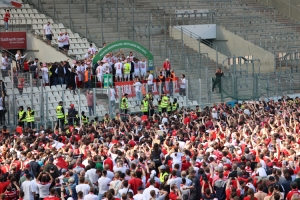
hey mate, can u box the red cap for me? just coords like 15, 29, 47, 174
25, 164, 30, 169
70, 104, 74, 108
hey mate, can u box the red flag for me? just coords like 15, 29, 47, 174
10, 1, 22, 8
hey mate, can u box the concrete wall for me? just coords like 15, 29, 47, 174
257, 0, 300, 22
214, 26, 275, 72
25, 33, 70, 62
169, 26, 228, 67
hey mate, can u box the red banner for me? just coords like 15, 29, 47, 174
115, 78, 180, 98
0, 32, 27, 49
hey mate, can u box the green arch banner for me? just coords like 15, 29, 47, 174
92, 40, 154, 71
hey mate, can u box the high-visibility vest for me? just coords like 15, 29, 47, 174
82, 116, 88, 124
146, 94, 152, 100
121, 97, 128, 109
124, 63, 131, 74
49, 66, 52, 76
26, 111, 34, 122
56, 106, 64, 119
172, 103, 177, 111
167, 103, 172, 112
84, 70, 91, 82
18, 111, 26, 122
158, 104, 162, 113
159, 172, 169, 183
141, 100, 148, 112
161, 96, 168, 108
104, 117, 110, 123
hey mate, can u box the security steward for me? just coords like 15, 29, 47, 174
172, 98, 178, 112
81, 111, 89, 125
157, 71, 165, 94
160, 93, 169, 113
159, 165, 169, 184
56, 101, 65, 128
141, 96, 149, 116
26, 106, 35, 129
169, 69, 175, 97
121, 93, 129, 115
18, 106, 26, 128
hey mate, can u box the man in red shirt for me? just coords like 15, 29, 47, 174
128, 171, 143, 194
3, 10, 10, 31
286, 182, 300, 200
163, 58, 171, 78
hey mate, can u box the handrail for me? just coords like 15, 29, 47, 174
173, 26, 231, 57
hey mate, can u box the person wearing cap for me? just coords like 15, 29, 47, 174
18, 106, 26, 128
58, 32, 65, 52
67, 103, 78, 126
56, 101, 65, 128
123, 59, 131, 81
141, 96, 149, 116
121, 93, 129, 115
160, 93, 169, 113
158, 165, 169, 183
26, 106, 35, 129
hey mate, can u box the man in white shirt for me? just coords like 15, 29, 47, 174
98, 170, 112, 200
139, 59, 147, 79
113, 161, 128, 174
21, 174, 35, 200
143, 180, 159, 200
88, 43, 96, 55
147, 70, 153, 93
41, 63, 49, 85
85, 162, 98, 185
133, 186, 146, 200
76, 176, 90, 197
77, 62, 85, 88
63, 31, 69, 54
179, 74, 186, 96
114, 59, 123, 82
1, 56, 8, 77
43, 21, 53, 45
133, 59, 140, 78
170, 149, 183, 171
83, 187, 98, 200
57, 32, 65, 52
133, 79, 142, 105
167, 171, 182, 189
109, 86, 116, 114
118, 180, 133, 198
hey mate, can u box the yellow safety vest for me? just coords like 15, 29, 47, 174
167, 103, 172, 112
161, 96, 168, 108
159, 172, 169, 183
56, 106, 64, 119
18, 111, 26, 122
82, 116, 88, 124
49, 66, 52, 76
146, 94, 152, 100
124, 63, 131, 74
26, 111, 34, 122
172, 103, 177, 111
121, 97, 128, 109
141, 100, 148, 112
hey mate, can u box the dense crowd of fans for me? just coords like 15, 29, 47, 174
0, 97, 298, 200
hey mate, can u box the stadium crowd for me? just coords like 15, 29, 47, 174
0, 97, 299, 200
